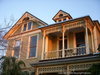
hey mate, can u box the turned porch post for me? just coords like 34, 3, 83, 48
85, 26, 90, 54
42, 30, 46, 60
62, 26, 65, 57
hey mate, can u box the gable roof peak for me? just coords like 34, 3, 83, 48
52, 10, 72, 22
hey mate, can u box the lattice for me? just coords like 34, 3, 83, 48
38, 65, 67, 74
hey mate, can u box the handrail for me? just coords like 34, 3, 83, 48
44, 46, 86, 59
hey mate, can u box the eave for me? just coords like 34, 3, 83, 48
31, 54, 100, 67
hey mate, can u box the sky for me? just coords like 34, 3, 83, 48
0, 0, 100, 27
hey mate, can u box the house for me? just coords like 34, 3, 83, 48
3, 10, 100, 75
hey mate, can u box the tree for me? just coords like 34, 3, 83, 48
0, 16, 15, 56
88, 63, 100, 75
0, 56, 28, 75
87, 47, 100, 75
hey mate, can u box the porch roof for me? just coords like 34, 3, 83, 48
38, 15, 93, 29
31, 53, 100, 67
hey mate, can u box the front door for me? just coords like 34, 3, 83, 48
75, 32, 86, 55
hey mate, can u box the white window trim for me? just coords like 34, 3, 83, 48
27, 34, 39, 59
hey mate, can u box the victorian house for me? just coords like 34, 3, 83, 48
3, 10, 100, 75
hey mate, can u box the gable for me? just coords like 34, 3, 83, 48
3, 12, 48, 39
52, 10, 72, 21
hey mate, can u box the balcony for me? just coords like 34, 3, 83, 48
42, 20, 94, 60
44, 46, 86, 59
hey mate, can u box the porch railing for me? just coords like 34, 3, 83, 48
44, 46, 86, 59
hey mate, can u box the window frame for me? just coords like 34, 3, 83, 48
27, 34, 39, 59
13, 39, 22, 59
58, 36, 68, 50
22, 21, 33, 32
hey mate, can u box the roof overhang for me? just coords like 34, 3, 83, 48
31, 54, 100, 67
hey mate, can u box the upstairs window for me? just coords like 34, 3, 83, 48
58, 20, 61, 22
29, 35, 37, 57
14, 40, 21, 58
63, 18, 66, 21
59, 14, 63, 17
28, 21, 33, 30
23, 24, 27, 31
23, 21, 33, 31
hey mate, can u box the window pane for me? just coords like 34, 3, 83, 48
59, 40, 62, 50
59, 14, 63, 17
29, 47, 36, 57
28, 22, 33, 30
14, 46, 20, 58
14, 40, 20, 58
15, 40, 20, 46
23, 24, 27, 31
76, 32, 85, 47
29, 36, 37, 57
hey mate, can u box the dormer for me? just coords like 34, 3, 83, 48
52, 10, 72, 22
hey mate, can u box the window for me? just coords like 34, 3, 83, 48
59, 36, 67, 57
14, 40, 21, 58
58, 20, 61, 22
23, 24, 27, 31
23, 21, 33, 31
28, 21, 33, 30
59, 14, 63, 17
29, 35, 37, 57
76, 32, 85, 47
59, 36, 67, 50
63, 18, 66, 21
76, 32, 86, 55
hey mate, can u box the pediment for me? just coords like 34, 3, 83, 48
52, 10, 72, 21
4, 12, 48, 39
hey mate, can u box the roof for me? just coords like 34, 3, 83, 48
25, 11, 48, 25
3, 11, 48, 39
52, 10, 72, 20
39, 15, 93, 29
31, 53, 100, 67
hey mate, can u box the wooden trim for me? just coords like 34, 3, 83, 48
27, 34, 39, 59
8, 29, 41, 39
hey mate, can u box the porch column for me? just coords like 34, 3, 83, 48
85, 26, 90, 54
91, 31, 95, 53
36, 68, 39, 75
62, 26, 65, 57
41, 31, 46, 60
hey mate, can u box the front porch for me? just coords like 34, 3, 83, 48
32, 54, 100, 75
42, 20, 94, 60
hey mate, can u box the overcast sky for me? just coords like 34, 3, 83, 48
0, 0, 100, 27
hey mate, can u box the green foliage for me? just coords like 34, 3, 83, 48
0, 56, 29, 75
88, 63, 100, 75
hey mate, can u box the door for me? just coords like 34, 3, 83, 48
59, 36, 67, 57
75, 32, 86, 55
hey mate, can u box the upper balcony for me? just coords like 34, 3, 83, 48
41, 19, 95, 60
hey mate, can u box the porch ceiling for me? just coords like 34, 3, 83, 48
66, 27, 85, 33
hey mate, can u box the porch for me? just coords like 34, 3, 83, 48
41, 20, 94, 60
